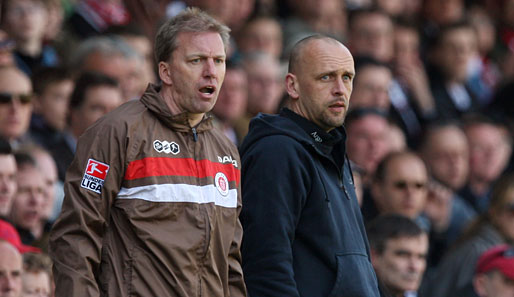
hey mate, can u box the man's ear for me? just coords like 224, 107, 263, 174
472, 274, 487, 297
285, 73, 299, 100
158, 61, 173, 86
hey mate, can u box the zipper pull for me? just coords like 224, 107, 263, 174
192, 127, 198, 142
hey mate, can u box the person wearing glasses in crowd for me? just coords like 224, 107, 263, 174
0, 66, 33, 149
364, 151, 430, 229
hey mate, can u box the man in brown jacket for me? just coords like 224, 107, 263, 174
49, 8, 246, 297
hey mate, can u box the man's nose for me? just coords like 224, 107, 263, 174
332, 77, 347, 96
203, 59, 217, 78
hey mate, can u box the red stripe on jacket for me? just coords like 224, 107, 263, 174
124, 157, 240, 185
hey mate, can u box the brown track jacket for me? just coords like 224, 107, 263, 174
49, 84, 246, 297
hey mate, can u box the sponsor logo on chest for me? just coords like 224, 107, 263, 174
153, 140, 180, 155
217, 155, 238, 168
81, 159, 110, 194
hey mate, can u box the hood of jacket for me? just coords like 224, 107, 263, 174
140, 83, 214, 133
240, 109, 347, 160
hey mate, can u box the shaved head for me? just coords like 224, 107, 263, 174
288, 35, 348, 74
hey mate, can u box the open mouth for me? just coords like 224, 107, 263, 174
199, 86, 215, 95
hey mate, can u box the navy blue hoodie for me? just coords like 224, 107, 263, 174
239, 109, 380, 297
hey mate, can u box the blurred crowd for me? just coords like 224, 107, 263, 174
0, 0, 513, 296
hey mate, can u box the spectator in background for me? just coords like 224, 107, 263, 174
243, 52, 284, 115
367, 214, 429, 297
282, 0, 347, 55
1, 0, 59, 77
71, 36, 144, 101
212, 60, 248, 145
0, 66, 33, 149
49, 72, 123, 181
0, 139, 16, 220
18, 145, 61, 223
426, 21, 481, 120
365, 151, 429, 229
29, 67, 74, 150
467, 5, 500, 105
348, 8, 394, 63
0, 240, 22, 297
460, 115, 513, 214
420, 122, 469, 192
21, 253, 52, 297
420, 0, 465, 46
234, 52, 284, 138
375, 0, 410, 18
236, 16, 283, 60
10, 152, 49, 251
104, 24, 157, 92
390, 19, 436, 146
345, 108, 391, 186
187, 0, 255, 33
421, 0, 464, 27
473, 245, 514, 297
422, 173, 514, 297
42, 0, 65, 43
419, 122, 476, 266
350, 56, 393, 111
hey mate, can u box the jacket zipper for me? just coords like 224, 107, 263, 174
192, 127, 198, 142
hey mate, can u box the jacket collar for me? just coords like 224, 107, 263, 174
140, 84, 213, 133
280, 108, 343, 155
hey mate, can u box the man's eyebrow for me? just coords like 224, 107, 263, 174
186, 53, 226, 59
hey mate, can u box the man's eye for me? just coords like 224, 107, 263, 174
343, 75, 351, 81
191, 58, 200, 64
321, 75, 330, 81
215, 58, 224, 64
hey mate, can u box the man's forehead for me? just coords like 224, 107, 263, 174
386, 234, 428, 249
0, 241, 21, 265
300, 41, 354, 73
175, 31, 225, 53
0, 70, 31, 92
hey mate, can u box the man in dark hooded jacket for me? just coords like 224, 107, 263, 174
239, 35, 381, 297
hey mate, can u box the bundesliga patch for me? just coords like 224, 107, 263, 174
81, 159, 110, 194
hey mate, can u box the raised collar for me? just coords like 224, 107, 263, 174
140, 84, 213, 133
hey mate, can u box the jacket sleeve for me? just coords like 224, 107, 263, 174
240, 136, 311, 297
49, 120, 126, 297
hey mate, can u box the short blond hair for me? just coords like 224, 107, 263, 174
154, 7, 230, 63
